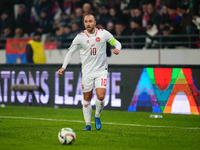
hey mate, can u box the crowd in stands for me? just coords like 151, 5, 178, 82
0, 0, 200, 48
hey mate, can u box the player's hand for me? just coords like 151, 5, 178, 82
57, 68, 65, 75
113, 49, 120, 55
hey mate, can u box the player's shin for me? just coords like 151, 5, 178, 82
95, 99, 105, 117
83, 100, 92, 125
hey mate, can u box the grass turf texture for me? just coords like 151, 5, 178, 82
0, 106, 200, 150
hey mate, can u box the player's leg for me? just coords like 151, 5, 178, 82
82, 75, 94, 131
94, 70, 107, 130
95, 88, 106, 117
83, 91, 93, 131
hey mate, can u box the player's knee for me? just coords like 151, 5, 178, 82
84, 95, 92, 101
97, 95, 105, 101
84, 91, 93, 100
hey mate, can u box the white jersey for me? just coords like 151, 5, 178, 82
62, 28, 119, 75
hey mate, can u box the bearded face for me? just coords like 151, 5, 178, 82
84, 15, 96, 34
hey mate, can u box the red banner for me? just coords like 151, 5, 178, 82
6, 38, 32, 54
44, 40, 57, 50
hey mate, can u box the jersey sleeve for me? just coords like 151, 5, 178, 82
105, 30, 122, 50
105, 30, 114, 43
62, 35, 81, 69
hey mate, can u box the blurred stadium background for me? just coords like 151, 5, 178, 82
0, 0, 200, 149
0, 0, 200, 114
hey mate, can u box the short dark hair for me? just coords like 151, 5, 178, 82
147, 20, 153, 26
34, 31, 41, 36
84, 14, 96, 21
162, 26, 170, 32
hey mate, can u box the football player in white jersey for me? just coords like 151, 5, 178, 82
58, 14, 122, 131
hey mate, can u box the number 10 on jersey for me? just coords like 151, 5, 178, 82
90, 48, 96, 55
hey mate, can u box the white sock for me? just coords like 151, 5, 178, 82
83, 100, 92, 125
95, 99, 105, 117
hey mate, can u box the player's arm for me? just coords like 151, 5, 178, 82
108, 37, 122, 55
106, 30, 122, 55
58, 37, 80, 75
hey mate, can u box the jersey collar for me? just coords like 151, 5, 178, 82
85, 28, 98, 38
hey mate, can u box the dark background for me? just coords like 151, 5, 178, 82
0, 64, 200, 111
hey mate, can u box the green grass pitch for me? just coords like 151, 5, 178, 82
0, 105, 200, 150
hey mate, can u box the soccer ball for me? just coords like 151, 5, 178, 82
58, 128, 76, 145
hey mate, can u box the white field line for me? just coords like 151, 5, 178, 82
0, 115, 199, 130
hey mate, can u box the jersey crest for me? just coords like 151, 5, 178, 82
96, 37, 101, 42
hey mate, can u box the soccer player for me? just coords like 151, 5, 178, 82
57, 14, 122, 131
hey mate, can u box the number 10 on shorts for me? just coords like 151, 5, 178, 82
101, 78, 107, 86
